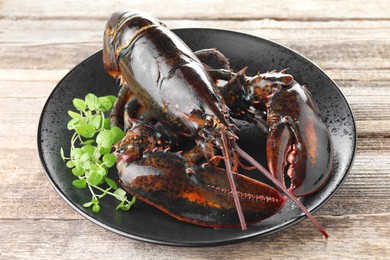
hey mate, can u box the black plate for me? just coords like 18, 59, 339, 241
38, 29, 356, 246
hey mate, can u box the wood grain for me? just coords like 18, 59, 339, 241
1, 0, 389, 259
0, 215, 389, 259
1, 0, 389, 20
1, 19, 389, 70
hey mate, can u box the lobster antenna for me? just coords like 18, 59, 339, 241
234, 144, 329, 238
221, 133, 247, 230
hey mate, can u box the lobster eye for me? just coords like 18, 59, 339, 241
116, 147, 125, 154
204, 115, 214, 128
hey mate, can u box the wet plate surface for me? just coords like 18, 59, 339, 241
38, 29, 356, 246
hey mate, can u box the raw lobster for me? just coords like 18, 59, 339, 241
103, 10, 331, 236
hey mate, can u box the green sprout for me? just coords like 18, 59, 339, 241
60, 93, 136, 213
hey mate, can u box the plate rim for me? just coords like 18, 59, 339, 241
37, 28, 357, 246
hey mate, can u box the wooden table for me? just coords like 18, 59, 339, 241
1, 0, 389, 258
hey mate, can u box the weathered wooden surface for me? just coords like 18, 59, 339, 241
0, 0, 389, 259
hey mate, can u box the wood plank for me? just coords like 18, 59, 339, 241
2, 19, 390, 43
1, 19, 389, 70
0, 214, 389, 258
1, 0, 390, 20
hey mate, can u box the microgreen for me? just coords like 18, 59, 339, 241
61, 93, 135, 213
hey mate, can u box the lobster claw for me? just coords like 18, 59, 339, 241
267, 114, 333, 197
117, 151, 286, 228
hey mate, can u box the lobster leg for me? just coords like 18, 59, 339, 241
206, 68, 235, 84
123, 96, 140, 129
114, 120, 166, 163
214, 68, 268, 134
183, 139, 217, 165
194, 48, 231, 70
111, 83, 152, 130
111, 84, 133, 129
